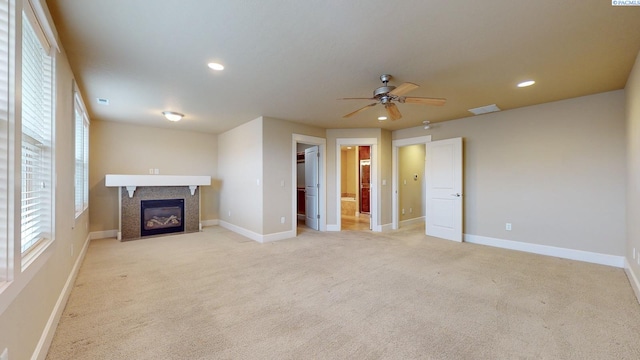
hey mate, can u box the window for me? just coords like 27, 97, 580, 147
21, 6, 54, 256
74, 86, 89, 217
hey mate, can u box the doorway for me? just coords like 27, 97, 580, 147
292, 134, 326, 234
339, 145, 371, 231
392, 136, 431, 230
336, 138, 378, 231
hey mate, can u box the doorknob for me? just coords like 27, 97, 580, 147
451, 193, 461, 197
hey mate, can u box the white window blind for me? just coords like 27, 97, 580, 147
21, 10, 53, 255
74, 89, 88, 216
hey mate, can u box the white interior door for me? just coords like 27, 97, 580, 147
305, 146, 319, 230
425, 137, 463, 242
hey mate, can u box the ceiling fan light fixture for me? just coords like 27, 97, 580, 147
517, 80, 535, 88
207, 62, 225, 71
162, 111, 184, 122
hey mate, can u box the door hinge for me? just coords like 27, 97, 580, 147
317, 152, 320, 158
317, 183, 320, 189
317, 214, 320, 219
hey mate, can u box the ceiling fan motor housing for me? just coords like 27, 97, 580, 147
374, 86, 396, 99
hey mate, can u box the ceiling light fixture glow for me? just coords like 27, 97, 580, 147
207, 62, 225, 71
378, 116, 388, 121
517, 80, 535, 88
162, 111, 184, 122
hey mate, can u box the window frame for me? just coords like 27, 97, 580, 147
73, 82, 89, 219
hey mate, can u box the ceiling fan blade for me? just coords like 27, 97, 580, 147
385, 103, 402, 121
338, 97, 376, 100
403, 97, 446, 106
389, 82, 419, 96
343, 103, 377, 118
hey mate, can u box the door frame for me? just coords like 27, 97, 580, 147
292, 134, 326, 232
336, 138, 378, 231
391, 135, 431, 230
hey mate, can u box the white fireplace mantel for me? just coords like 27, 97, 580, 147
105, 174, 211, 198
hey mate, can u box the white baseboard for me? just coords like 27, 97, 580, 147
262, 230, 296, 243
32, 233, 91, 360
625, 258, 640, 305
380, 223, 393, 232
218, 221, 295, 243
400, 216, 425, 227
464, 234, 625, 268
89, 229, 118, 240
201, 219, 219, 227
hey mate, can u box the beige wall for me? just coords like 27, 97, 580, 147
89, 120, 219, 232
340, 147, 357, 196
218, 117, 263, 234
394, 90, 626, 255
399, 144, 425, 221
626, 51, 640, 292
0, 14, 91, 359
261, 117, 325, 234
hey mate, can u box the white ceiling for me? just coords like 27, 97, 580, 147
46, 0, 640, 134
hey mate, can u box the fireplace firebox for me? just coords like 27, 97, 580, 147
140, 199, 185, 237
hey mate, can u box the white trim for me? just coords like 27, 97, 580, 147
625, 258, 640, 304
201, 219, 219, 227
31, 234, 90, 360
326, 224, 340, 232
89, 230, 118, 240
336, 138, 378, 232
219, 220, 295, 243
399, 216, 425, 227
379, 223, 393, 232
464, 234, 625, 268
391, 135, 431, 230
292, 134, 327, 233
105, 174, 211, 187
262, 230, 296, 243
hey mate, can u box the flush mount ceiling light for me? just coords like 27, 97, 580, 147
207, 62, 224, 71
517, 80, 535, 88
423, 120, 431, 130
162, 111, 184, 122
378, 116, 388, 121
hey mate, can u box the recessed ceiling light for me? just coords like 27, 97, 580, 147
207, 62, 224, 71
517, 80, 535, 88
378, 116, 388, 121
162, 111, 184, 122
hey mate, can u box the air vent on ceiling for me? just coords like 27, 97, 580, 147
97, 98, 110, 105
468, 104, 500, 115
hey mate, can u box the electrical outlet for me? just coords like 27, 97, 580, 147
280, 216, 285, 224
505, 223, 512, 231
154, 168, 159, 174
402, 208, 405, 215
403, 179, 407, 185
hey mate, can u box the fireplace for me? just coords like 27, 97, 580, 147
140, 199, 185, 237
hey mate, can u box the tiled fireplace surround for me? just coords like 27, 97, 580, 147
106, 175, 211, 241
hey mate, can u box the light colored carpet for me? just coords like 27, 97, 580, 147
46, 224, 640, 359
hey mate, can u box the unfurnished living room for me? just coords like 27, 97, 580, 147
1, 1, 640, 359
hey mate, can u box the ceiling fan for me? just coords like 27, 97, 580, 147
340, 74, 446, 120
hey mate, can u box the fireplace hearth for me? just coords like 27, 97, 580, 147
140, 199, 185, 237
